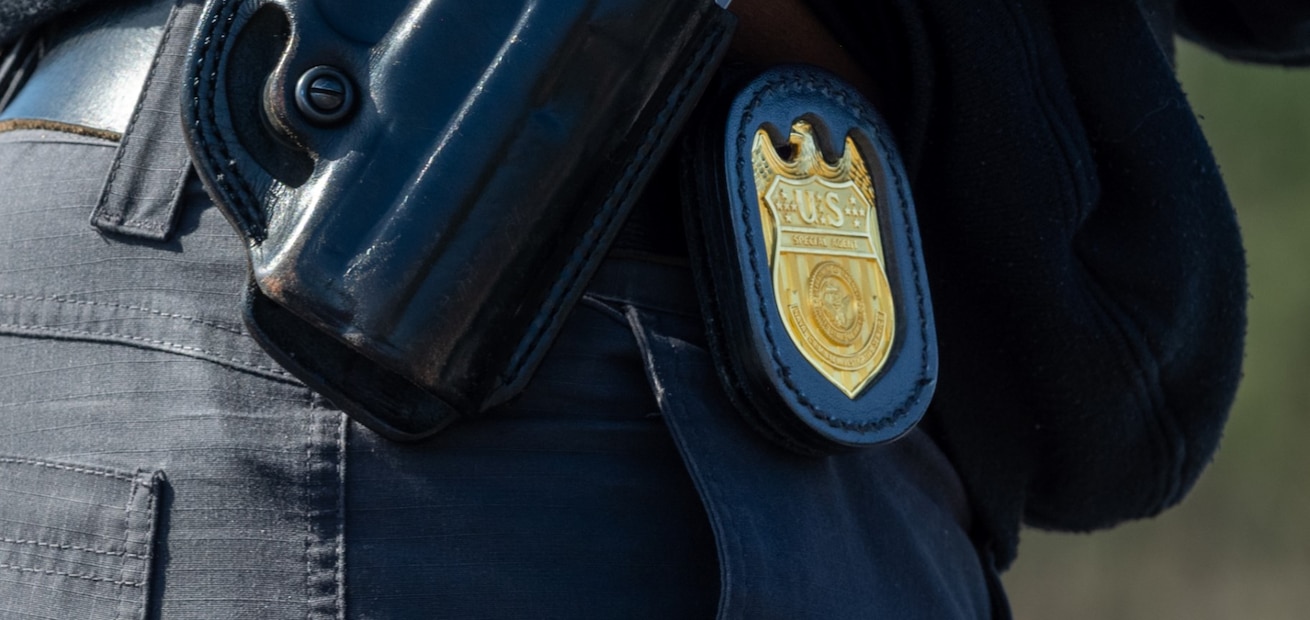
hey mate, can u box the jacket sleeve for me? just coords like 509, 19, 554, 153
1015, 0, 1248, 535
822, 0, 1248, 569
1176, 0, 1310, 64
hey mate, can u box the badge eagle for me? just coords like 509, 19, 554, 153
752, 121, 895, 398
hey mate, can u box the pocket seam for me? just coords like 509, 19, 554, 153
0, 321, 295, 383
0, 561, 148, 587
0, 291, 299, 386
0, 458, 162, 595
0, 536, 148, 559
0, 455, 141, 483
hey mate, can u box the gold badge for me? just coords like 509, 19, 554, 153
752, 121, 895, 398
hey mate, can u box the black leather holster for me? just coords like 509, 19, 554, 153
183, 0, 735, 440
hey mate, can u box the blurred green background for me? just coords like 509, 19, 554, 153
1003, 41, 1310, 619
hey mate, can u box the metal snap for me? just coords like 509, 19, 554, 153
295, 66, 355, 125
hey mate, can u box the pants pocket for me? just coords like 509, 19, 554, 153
623, 304, 996, 619
0, 456, 164, 620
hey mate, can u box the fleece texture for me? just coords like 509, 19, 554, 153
803, 0, 1307, 569
1175, 0, 1310, 64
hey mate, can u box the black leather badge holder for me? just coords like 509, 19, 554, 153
183, 0, 734, 440
683, 66, 937, 455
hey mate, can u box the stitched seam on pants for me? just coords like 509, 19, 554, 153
116, 475, 140, 619
304, 407, 313, 620
0, 537, 147, 559
0, 293, 247, 336
128, 473, 160, 620
0, 322, 295, 381
0, 562, 145, 586
301, 400, 345, 620
334, 413, 347, 620
0, 456, 140, 482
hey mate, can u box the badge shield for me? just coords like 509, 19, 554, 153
684, 65, 936, 453
753, 121, 895, 398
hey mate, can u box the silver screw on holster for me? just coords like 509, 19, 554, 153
295, 66, 355, 125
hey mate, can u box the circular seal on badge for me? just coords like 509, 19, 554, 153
807, 261, 864, 347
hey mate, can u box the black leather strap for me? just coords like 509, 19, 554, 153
0, 0, 171, 137
0, 32, 42, 113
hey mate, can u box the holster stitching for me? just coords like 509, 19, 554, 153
190, 0, 266, 240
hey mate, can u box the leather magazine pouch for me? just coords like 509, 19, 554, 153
183, 0, 735, 440
682, 66, 937, 455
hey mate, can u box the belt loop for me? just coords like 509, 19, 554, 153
91, 0, 204, 242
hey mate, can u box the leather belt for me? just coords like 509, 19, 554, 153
0, 0, 173, 139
